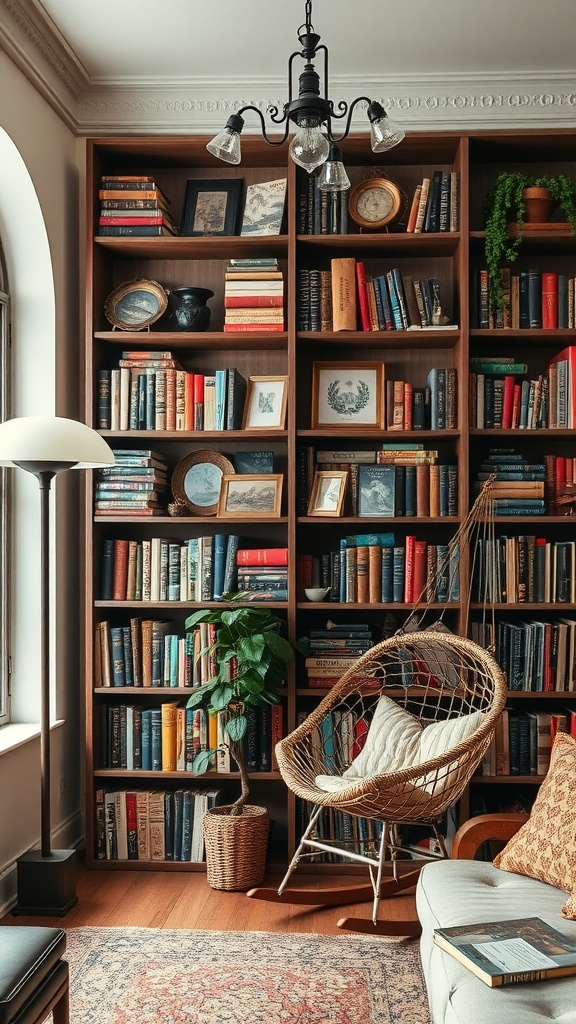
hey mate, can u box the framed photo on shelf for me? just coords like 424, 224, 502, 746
180, 178, 243, 237
240, 178, 287, 236
242, 376, 288, 430
217, 474, 283, 518
171, 449, 235, 516
104, 279, 168, 331
311, 361, 385, 429
307, 470, 348, 517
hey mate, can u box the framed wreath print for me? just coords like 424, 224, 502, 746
171, 449, 234, 516
307, 470, 348, 517
241, 376, 288, 430
217, 474, 283, 518
311, 361, 385, 429
180, 178, 243, 237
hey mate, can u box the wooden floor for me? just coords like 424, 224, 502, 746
1, 863, 418, 935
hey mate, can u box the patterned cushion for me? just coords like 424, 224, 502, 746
493, 731, 576, 919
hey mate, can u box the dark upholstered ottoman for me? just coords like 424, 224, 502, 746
0, 927, 68, 1024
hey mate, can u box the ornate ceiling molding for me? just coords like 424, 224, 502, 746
2, 1, 576, 135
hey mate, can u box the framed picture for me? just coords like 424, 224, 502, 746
104, 279, 168, 331
180, 178, 243, 237
242, 376, 288, 430
240, 178, 287, 236
171, 449, 235, 516
307, 470, 348, 517
311, 361, 385, 429
358, 464, 398, 517
217, 474, 283, 518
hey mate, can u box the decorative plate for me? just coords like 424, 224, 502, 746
171, 450, 235, 516
104, 279, 168, 331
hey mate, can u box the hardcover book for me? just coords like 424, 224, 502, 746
434, 916, 576, 987
240, 178, 287, 236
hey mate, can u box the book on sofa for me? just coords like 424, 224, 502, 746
433, 916, 576, 987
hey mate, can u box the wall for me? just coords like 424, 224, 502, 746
0, 47, 81, 912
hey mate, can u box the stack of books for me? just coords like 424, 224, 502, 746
95, 449, 169, 516
405, 170, 459, 234
223, 259, 285, 332
236, 546, 288, 601
304, 621, 376, 688
97, 175, 177, 236
473, 448, 546, 516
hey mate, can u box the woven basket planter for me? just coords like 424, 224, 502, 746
203, 804, 270, 891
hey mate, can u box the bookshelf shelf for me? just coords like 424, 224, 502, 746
84, 127, 576, 872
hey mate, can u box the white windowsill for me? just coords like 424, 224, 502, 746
0, 719, 64, 755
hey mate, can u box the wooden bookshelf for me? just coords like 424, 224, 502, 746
84, 129, 576, 871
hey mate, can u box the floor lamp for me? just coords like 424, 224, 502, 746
0, 415, 114, 915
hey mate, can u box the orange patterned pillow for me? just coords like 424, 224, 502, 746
493, 731, 576, 919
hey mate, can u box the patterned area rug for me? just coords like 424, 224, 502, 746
64, 927, 431, 1024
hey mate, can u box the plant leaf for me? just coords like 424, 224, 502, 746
192, 749, 217, 775
265, 632, 294, 661
226, 715, 247, 742
210, 684, 233, 711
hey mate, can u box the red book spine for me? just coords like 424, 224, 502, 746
511, 383, 522, 429
113, 539, 129, 600
501, 374, 516, 430
403, 382, 413, 430
542, 272, 558, 329
193, 374, 204, 430
351, 717, 369, 758
355, 261, 372, 331
555, 455, 567, 509
296, 553, 313, 596
223, 323, 284, 332
184, 371, 194, 431
224, 295, 284, 308
98, 216, 164, 226
404, 535, 416, 603
237, 548, 289, 566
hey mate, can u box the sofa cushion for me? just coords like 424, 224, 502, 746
493, 731, 576, 919
417, 859, 576, 1024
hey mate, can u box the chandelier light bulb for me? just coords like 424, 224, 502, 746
317, 145, 351, 192
206, 128, 242, 165
289, 124, 330, 173
370, 115, 406, 153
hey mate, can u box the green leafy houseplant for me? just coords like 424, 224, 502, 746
483, 171, 576, 308
185, 604, 296, 815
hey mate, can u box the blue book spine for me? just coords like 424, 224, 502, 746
137, 374, 146, 429
439, 465, 449, 517
392, 546, 405, 602
339, 539, 347, 602
404, 465, 416, 517
350, 532, 396, 546
223, 534, 239, 594
213, 533, 227, 600
141, 709, 152, 771
150, 708, 162, 771
169, 633, 179, 687
386, 271, 404, 330
375, 275, 392, 330
187, 537, 199, 602
145, 371, 156, 430
122, 626, 133, 686
173, 790, 184, 861
214, 369, 227, 431
181, 791, 193, 861
381, 547, 393, 602
110, 627, 126, 687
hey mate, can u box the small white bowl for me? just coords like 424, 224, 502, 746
304, 587, 331, 602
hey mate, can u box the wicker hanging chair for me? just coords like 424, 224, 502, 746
248, 480, 507, 934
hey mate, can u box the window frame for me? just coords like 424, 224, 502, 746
0, 287, 11, 726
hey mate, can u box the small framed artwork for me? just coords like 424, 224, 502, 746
311, 361, 385, 429
180, 178, 243, 237
217, 474, 283, 518
358, 464, 398, 517
240, 178, 287, 236
242, 376, 288, 430
104, 279, 168, 331
307, 470, 348, 517
171, 449, 235, 516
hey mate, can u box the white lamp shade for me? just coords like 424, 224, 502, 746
0, 416, 115, 469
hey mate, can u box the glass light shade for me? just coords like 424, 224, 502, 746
317, 158, 351, 193
370, 115, 405, 153
289, 125, 330, 172
206, 128, 242, 165
0, 416, 115, 469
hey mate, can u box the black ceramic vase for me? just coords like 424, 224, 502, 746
166, 286, 214, 332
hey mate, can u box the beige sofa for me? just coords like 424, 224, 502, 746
416, 813, 576, 1024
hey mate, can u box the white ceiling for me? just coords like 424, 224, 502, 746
35, 0, 576, 80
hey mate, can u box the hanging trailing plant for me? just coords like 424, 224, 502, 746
483, 172, 576, 310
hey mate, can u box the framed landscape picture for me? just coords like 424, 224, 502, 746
242, 376, 288, 430
307, 470, 348, 517
180, 178, 243, 236
217, 474, 283, 518
240, 178, 287, 236
311, 361, 385, 429
171, 449, 235, 516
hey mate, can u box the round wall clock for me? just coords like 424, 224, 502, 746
104, 279, 168, 331
171, 450, 235, 517
348, 175, 406, 231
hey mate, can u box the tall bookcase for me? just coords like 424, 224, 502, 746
84, 129, 576, 871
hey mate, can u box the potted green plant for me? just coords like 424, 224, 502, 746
185, 603, 296, 890
483, 171, 576, 309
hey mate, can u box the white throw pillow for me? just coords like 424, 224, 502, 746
315, 694, 484, 793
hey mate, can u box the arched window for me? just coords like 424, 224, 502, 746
0, 243, 11, 725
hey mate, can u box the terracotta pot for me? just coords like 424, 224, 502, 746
522, 187, 556, 224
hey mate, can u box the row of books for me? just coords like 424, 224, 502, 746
97, 355, 247, 431
469, 347, 576, 429
97, 175, 177, 236
471, 267, 576, 330
297, 173, 349, 235
99, 702, 282, 774
479, 706, 576, 777
298, 537, 460, 605
383, 372, 458, 431
473, 536, 576, 604
95, 450, 170, 516
474, 448, 576, 516
223, 259, 285, 332
470, 618, 576, 693
95, 787, 220, 862
405, 170, 459, 234
298, 259, 454, 332
303, 622, 376, 687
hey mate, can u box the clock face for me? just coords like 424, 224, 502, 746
349, 177, 402, 229
356, 186, 396, 223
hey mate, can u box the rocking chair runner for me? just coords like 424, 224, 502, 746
248, 481, 507, 934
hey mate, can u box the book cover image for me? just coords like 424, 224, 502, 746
240, 178, 287, 236
434, 916, 576, 987
358, 465, 396, 517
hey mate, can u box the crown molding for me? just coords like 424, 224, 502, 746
2, 1, 576, 134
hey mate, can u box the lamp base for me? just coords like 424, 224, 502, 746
13, 849, 78, 916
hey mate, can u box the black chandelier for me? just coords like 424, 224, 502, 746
206, 0, 405, 192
